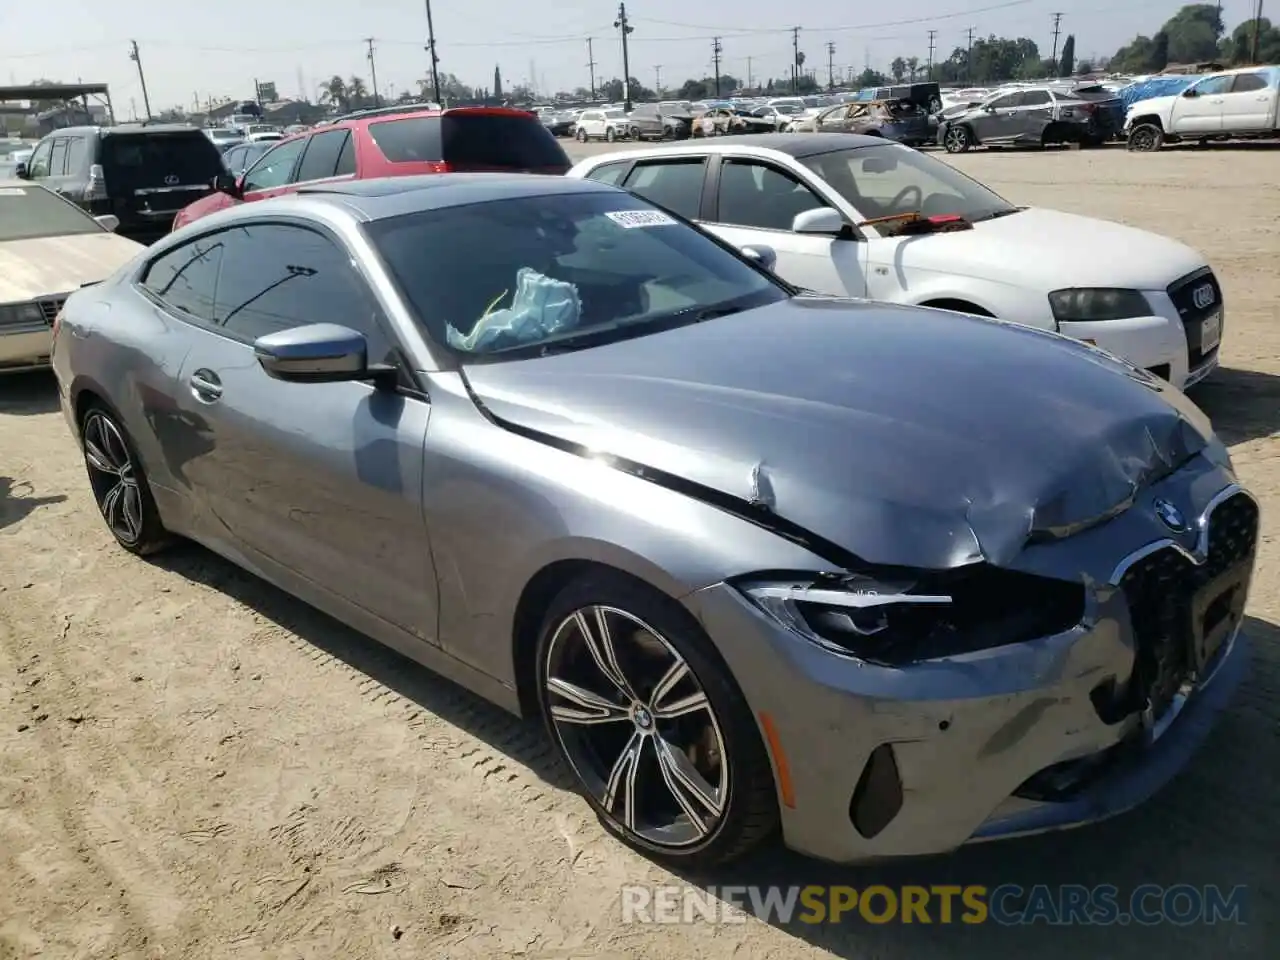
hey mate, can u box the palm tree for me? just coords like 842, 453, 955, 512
347, 76, 370, 109
905, 56, 920, 81
318, 75, 348, 112
890, 57, 907, 82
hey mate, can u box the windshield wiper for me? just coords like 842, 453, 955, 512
969, 208, 1021, 223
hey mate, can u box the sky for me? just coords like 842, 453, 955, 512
0, 0, 1259, 111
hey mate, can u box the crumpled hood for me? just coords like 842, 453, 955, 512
892, 207, 1207, 291
462, 297, 1212, 570
0, 232, 143, 303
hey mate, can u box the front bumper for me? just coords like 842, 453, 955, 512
689, 466, 1253, 864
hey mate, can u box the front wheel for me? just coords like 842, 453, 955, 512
1127, 123, 1164, 152
605, 127, 617, 142
575, 128, 587, 142
943, 124, 971, 153
536, 572, 779, 867
80, 406, 172, 555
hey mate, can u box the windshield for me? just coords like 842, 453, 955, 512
774, 104, 802, 114
799, 143, 1017, 227
367, 190, 786, 358
0, 184, 104, 241
604, 109, 626, 118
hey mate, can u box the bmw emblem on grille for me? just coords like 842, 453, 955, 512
1192, 283, 1215, 310
1154, 498, 1188, 533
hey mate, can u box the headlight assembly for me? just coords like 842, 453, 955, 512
1048, 288, 1152, 324
0, 301, 46, 328
738, 566, 1085, 666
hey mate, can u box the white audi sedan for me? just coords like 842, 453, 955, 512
0, 180, 145, 374
569, 135, 1222, 389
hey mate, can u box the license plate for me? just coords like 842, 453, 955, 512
1201, 311, 1221, 352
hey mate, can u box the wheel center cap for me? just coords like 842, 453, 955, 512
633, 706, 653, 731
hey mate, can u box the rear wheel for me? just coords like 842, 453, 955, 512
80, 405, 172, 555
536, 572, 779, 867
943, 124, 972, 153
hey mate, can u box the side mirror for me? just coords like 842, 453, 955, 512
94, 214, 120, 232
254, 324, 384, 384
983, 104, 996, 112
212, 173, 243, 198
1182, 88, 1199, 98
792, 207, 846, 236
13, 162, 28, 178
739, 244, 778, 272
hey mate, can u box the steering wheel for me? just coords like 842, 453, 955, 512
889, 184, 924, 213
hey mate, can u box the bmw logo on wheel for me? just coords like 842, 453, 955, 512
1153, 497, 1188, 533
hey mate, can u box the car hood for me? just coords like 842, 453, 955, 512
0, 232, 144, 303
461, 297, 1212, 570
1126, 95, 1178, 118
890, 207, 1207, 290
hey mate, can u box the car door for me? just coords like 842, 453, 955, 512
291, 128, 357, 187
171, 219, 438, 641
1013, 89, 1054, 141
619, 157, 708, 221
972, 92, 1021, 141
237, 136, 308, 204
1220, 71, 1274, 131
703, 155, 868, 298
41, 137, 71, 195
23, 139, 53, 181
1168, 74, 1232, 134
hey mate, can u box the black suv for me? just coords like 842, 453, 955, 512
18, 123, 224, 244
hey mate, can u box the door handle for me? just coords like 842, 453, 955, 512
189, 368, 223, 402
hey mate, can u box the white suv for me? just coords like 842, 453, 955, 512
574, 108, 634, 143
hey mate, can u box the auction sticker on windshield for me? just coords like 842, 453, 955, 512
1201, 311, 1221, 353
606, 210, 677, 228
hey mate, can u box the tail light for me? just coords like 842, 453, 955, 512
85, 163, 107, 201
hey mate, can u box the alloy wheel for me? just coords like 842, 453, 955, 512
544, 605, 729, 848
82, 411, 143, 545
944, 126, 968, 153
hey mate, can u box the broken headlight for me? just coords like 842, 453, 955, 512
738, 566, 1085, 666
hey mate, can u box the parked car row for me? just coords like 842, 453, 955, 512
28, 158, 1256, 874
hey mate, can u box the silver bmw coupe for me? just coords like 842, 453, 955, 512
51, 174, 1256, 867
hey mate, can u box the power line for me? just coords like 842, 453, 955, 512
128, 40, 152, 120
364, 38, 380, 107
586, 37, 598, 99
1049, 12, 1063, 76
614, 2, 635, 110
712, 37, 723, 96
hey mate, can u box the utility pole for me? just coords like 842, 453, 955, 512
615, 3, 635, 110
1251, 0, 1265, 63
364, 38, 381, 107
253, 77, 262, 109
128, 40, 152, 120
586, 38, 598, 99
746, 56, 753, 91
712, 38, 723, 96
791, 26, 801, 94
423, 0, 441, 105
965, 27, 976, 84
1049, 13, 1063, 76
927, 29, 937, 80
654, 65, 662, 97
826, 42, 836, 90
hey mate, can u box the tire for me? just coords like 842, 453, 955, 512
606, 127, 617, 143
943, 124, 972, 153
1127, 123, 1163, 152
535, 570, 779, 868
576, 127, 587, 142
79, 404, 172, 556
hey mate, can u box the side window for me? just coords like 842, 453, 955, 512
334, 132, 356, 176
26, 140, 53, 178
64, 137, 87, 173
140, 234, 225, 323
1020, 90, 1052, 106
1193, 75, 1234, 96
241, 138, 306, 192
222, 145, 243, 170
48, 139, 69, 176
295, 129, 351, 182
1231, 72, 1268, 93
987, 93, 1021, 110
621, 160, 706, 220
584, 161, 628, 185
716, 160, 824, 232
212, 223, 395, 362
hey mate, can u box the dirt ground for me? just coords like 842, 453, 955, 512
2, 143, 1278, 960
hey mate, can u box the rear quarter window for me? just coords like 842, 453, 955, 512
368, 114, 570, 170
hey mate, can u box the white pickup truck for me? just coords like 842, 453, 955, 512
1125, 65, 1280, 151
